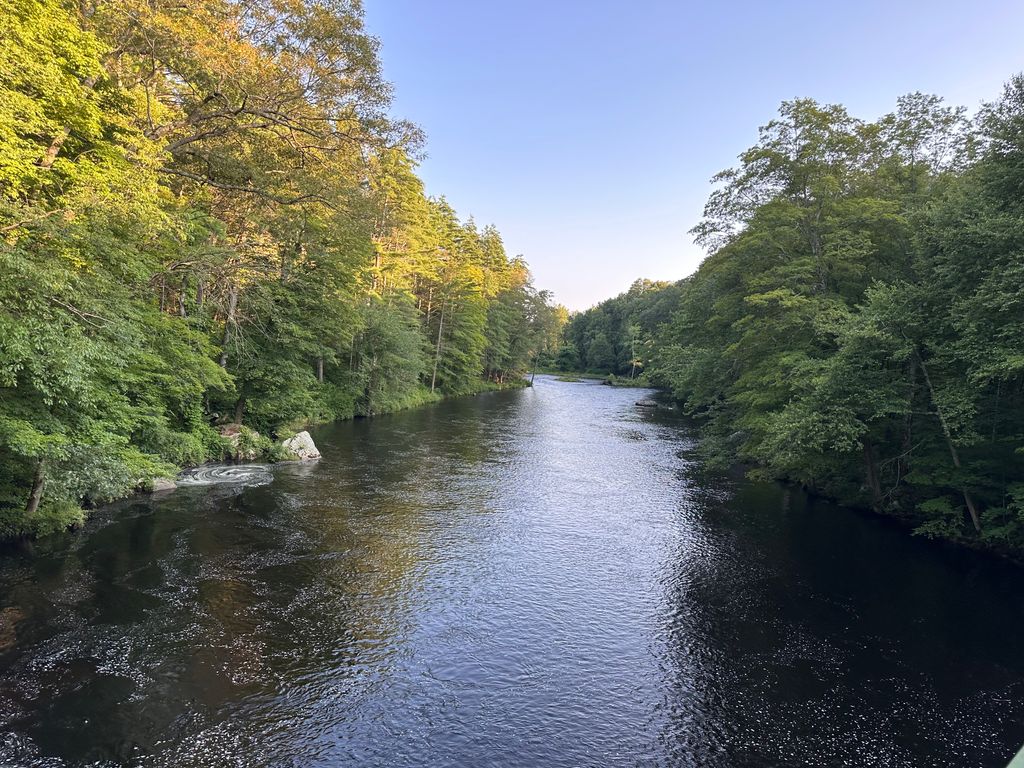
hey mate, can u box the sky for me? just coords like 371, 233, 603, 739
363, 1, 1024, 310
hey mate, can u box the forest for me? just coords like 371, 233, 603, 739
4, 0, 1023, 559
563, 77, 1024, 553
0, 0, 564, 538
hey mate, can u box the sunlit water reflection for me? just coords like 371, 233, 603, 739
0, 375, 1022, 766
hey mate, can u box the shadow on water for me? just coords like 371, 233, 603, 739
0, 376, 1022, 767
660, 465, 1024, 767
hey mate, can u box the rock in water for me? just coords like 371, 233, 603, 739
282, 430, 320, 461
148, 477, 177, 493
636, 399, 658, 408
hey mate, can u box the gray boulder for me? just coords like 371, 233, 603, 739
148, 477, 177, 493
282, 430, 321, 461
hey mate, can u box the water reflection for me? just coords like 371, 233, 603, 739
0, 376, 1022, 767
660, 466, 1024, 766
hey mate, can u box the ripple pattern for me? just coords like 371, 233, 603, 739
0, 376, 1023, 767
176, 464, 274, 486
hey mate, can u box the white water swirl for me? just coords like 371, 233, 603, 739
176, 463, 274, 486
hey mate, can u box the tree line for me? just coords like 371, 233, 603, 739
563, 77, 1024, 553
559, 279, 684, 378
0, 0, 562, 537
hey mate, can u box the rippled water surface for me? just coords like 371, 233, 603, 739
2, 376, 1023, 767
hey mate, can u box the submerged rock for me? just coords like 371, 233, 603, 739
636, 399, 659, 408
282, 430, 320, 461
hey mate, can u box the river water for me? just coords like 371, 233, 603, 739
1, 375, 1022, 767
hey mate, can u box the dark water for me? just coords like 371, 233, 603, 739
1, 376, 1023, 767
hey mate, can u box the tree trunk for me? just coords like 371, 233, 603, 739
431, 301, 445, 393
37, 74, 100, 169
233, 394, 246, 425
38, 127, 71, 170
917, 351, 982, 533
317, 356, 324, 383
862, 437, 883, 509
25, 459, 45, 517
219, 284, 238, 368
178, 276, 188, 317
899, 356, 917, 486
281, 240, 301, 282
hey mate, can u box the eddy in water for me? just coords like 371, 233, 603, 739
176, 464, 275, 486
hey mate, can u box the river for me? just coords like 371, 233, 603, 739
0, 375, 1022, 767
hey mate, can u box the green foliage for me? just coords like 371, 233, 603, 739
629, 79, 1024, 553
0, 0, 559, 539
563, 279, 684, 377
0, 497, 84, 539
353, 297, 427, 415
914, 498, 965, 540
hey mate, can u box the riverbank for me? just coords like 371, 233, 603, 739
537, 368, 653, 388
674, 412, 1024, 563
550, 375, 1024, 563
3, 373, 1021, 767
0, 378, 531, 543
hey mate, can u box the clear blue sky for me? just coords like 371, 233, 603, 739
363, 1, 1024, 310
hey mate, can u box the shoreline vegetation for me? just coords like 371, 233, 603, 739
552, 76, 1024, 559
148, 376, 530, 494
13, 377, 533, 541
3, 1, 1022, 566
0, 0, 565, 541
540, 369, 652, 388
